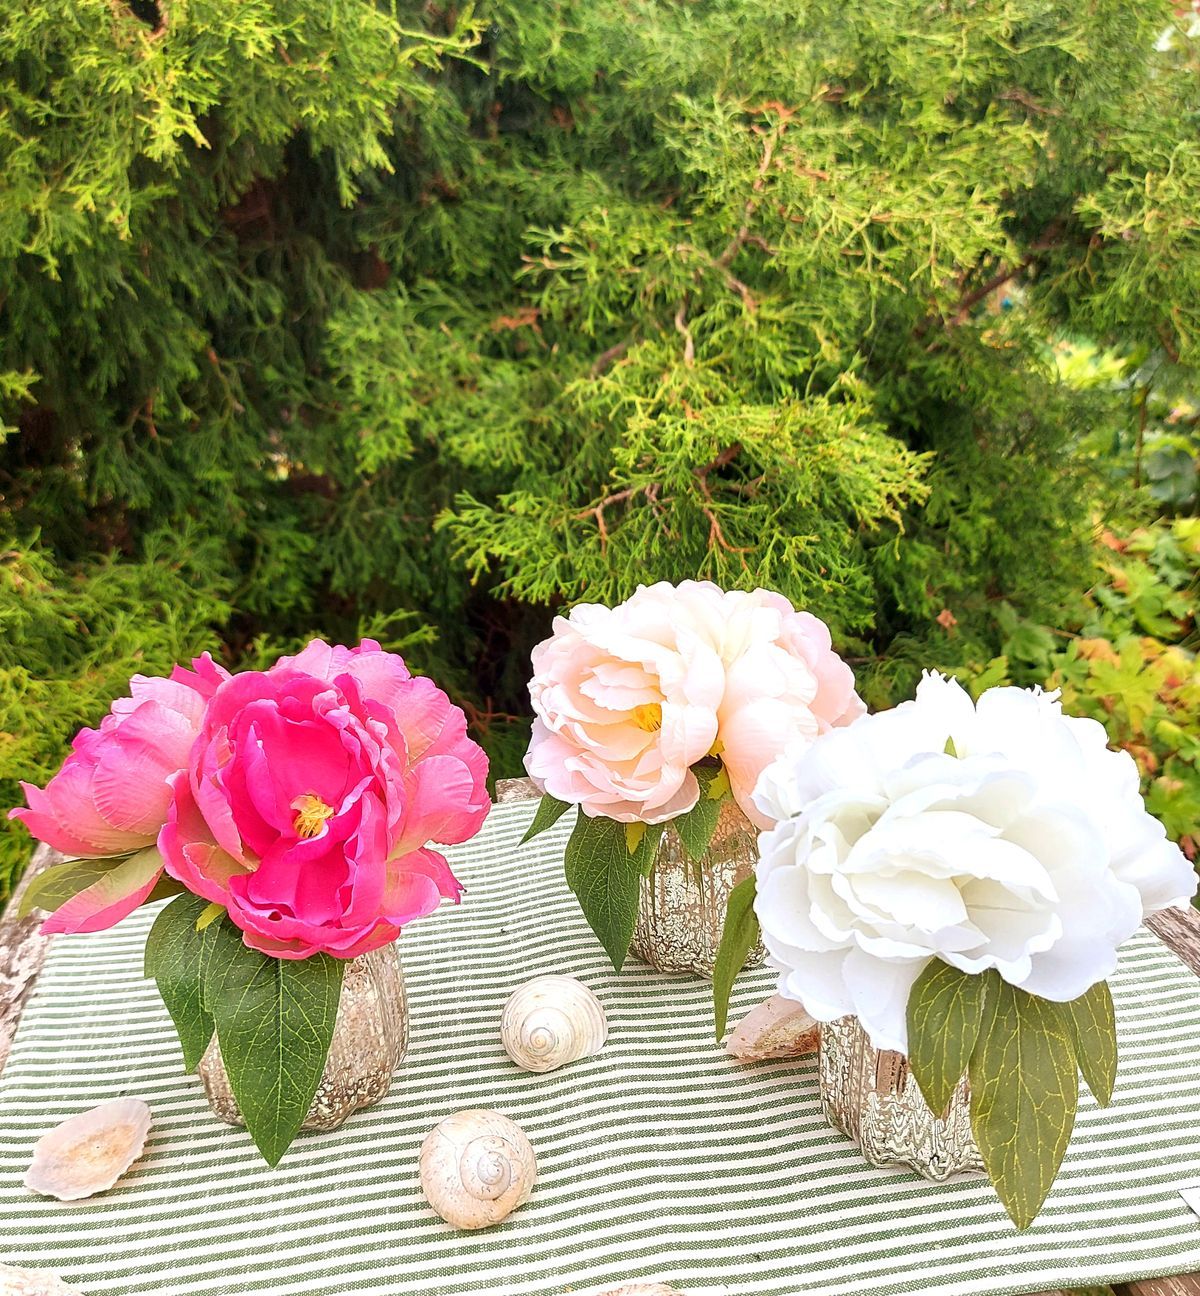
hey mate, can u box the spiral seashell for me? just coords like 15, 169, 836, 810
24, 1098, 152, 1201
419, 1109, 537, 1230
500, 975, 608, 1073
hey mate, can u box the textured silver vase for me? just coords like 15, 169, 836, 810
819, 1015, 984, 1181
199, 943, 408, 1131
631, 799, 766, 977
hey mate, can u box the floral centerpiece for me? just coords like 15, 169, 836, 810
521, 580, 862, 972
11, 640, 489, 1164
716, 672, 1196, 1227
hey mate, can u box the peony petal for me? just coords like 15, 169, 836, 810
842, 947, 928, 1054
9, 783, 119, 859
394, 754, 490, 855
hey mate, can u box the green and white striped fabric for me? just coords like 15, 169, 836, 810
3, 800, 1200, 1296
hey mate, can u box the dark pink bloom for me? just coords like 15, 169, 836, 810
159, 640, 489, 959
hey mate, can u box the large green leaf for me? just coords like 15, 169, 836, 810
144, 893, 219, 1072
521, 794, 574, 844
27, 846, 165, 930
19, 852, 182, 921
18, 856, 126, 918
564, 812, 659, 970
673, 766, 725, 863
1058, 980, 1117, 1107
969, 981, 1079, 1230
202, 921, 345, 1166
906, 961, 995, 1117
711, 874, 760, 1040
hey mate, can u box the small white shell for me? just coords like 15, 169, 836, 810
500, 975, 607, 1073
725, 995, 819, 1063
419, 1109, 537, 1230
24, 1099, 152, 1201
0, 1266, 85, 1296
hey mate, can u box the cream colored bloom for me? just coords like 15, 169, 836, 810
753, 673, 1197, 1052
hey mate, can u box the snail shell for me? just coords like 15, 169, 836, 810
500, 975, 608, 1073
24, 1099, 152, 1201
419, 1109, 537, 1230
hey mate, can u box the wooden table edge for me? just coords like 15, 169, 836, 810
3, 788, 1199, 1296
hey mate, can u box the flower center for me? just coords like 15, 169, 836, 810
291, 793, 335, 839
631, 703, 663, 732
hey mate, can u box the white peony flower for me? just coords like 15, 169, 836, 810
752, 672, 1197, 1053
524, 580, 862, 824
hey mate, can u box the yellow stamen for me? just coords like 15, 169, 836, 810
631, 702, 663, 732
292, 793, 335, 839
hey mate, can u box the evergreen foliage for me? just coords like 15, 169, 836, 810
2, 0, 1198, 893
951, 517, 1200, 868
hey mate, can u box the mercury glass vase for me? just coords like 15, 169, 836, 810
630, 799, 766, 977
198, 943, 408, 1131
819, 1015, 984, 1181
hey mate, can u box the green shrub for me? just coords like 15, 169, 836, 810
2, 1, 1200, 890
949, 518, 1200, 867
0, 531, 231, 892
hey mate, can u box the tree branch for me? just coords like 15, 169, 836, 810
915, 222, 1066, 339
590, 338, 630, 377
674, 301, 695, 366
718, 118, 786, 269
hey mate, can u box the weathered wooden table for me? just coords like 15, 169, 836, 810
4, 785, 1200, 1296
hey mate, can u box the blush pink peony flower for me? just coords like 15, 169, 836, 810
9, 654, 231, 933
158, 639, 489, 959
713, 590, 864, 827
524, 581, 862, 826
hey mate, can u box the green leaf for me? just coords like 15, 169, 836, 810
144, 893, 219, 1073
712, 875, 759, 1040
202, 921, 345, 1166
673, 769, 724, 863
520, 794, 573, 844
906, 961, 994, 1117
943, 735, 959, 758
639, 824, 666, 877
195, 902, 225, 932
969, 982, 1079, 1230
1057, 980, 1117, 1107
704, 765, 731, 801
24, 847, 165, 929
18, 855, 128, 918
564, 813, 659, 970
625, 821, 647, 853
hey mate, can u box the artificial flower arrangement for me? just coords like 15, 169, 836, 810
714, 671, 1197, 1228
520, 579, 863, 969
11, 640, 490, 1165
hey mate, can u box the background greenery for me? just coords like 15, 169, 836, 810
1, 0, 1197, 895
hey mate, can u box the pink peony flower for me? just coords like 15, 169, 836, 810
717, 592, 864, 827
159, 639, 490, 959
9, 654, 231, 933
524, 581, 862, 826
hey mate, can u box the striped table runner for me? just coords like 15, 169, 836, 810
3, 800, 1200, 1296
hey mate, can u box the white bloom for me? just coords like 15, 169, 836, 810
524, 581, 862, 824
753, 673, 1197, 1052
